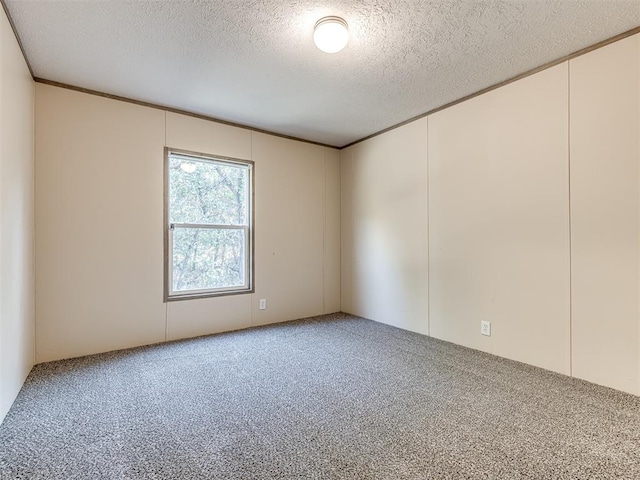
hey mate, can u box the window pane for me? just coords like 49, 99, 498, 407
169, 156, 248, 225
172, 228, 246, 292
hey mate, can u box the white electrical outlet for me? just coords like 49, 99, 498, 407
259, 299, 267, 310
481, 321, 491, 336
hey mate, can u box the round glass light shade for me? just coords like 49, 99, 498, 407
314, 17, 349, 53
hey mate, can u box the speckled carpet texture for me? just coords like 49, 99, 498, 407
1, 313, 639, 479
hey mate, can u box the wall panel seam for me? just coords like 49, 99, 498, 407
350, 151, 355, 315
250, 132, 254, 327
637, 35, 640, 395
567, 60, 573, 378
33, 82, 37, 364
322, 149, 326, 314
426, 116, 430, 337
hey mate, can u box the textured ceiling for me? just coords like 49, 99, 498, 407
5, 1, 640, 147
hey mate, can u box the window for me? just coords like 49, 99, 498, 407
165, 148, 253, 300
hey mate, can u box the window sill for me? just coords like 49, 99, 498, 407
165, 288, 254, 302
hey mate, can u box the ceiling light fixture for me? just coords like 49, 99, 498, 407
314, 16, 349, 53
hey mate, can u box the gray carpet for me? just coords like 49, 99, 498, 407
1, 313, 639, 479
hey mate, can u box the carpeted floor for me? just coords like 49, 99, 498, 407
1, 313, 639, 479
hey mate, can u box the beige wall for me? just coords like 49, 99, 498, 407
341, 34, 640, 395
35, 87, 167, 362
341, 120, 429, 334
35, 84, 340, 362
0, 10, 35, 423
429, 64, 571, 375
569, 35, 640, 394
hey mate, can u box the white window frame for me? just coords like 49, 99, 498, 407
164, 147, 254, 301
